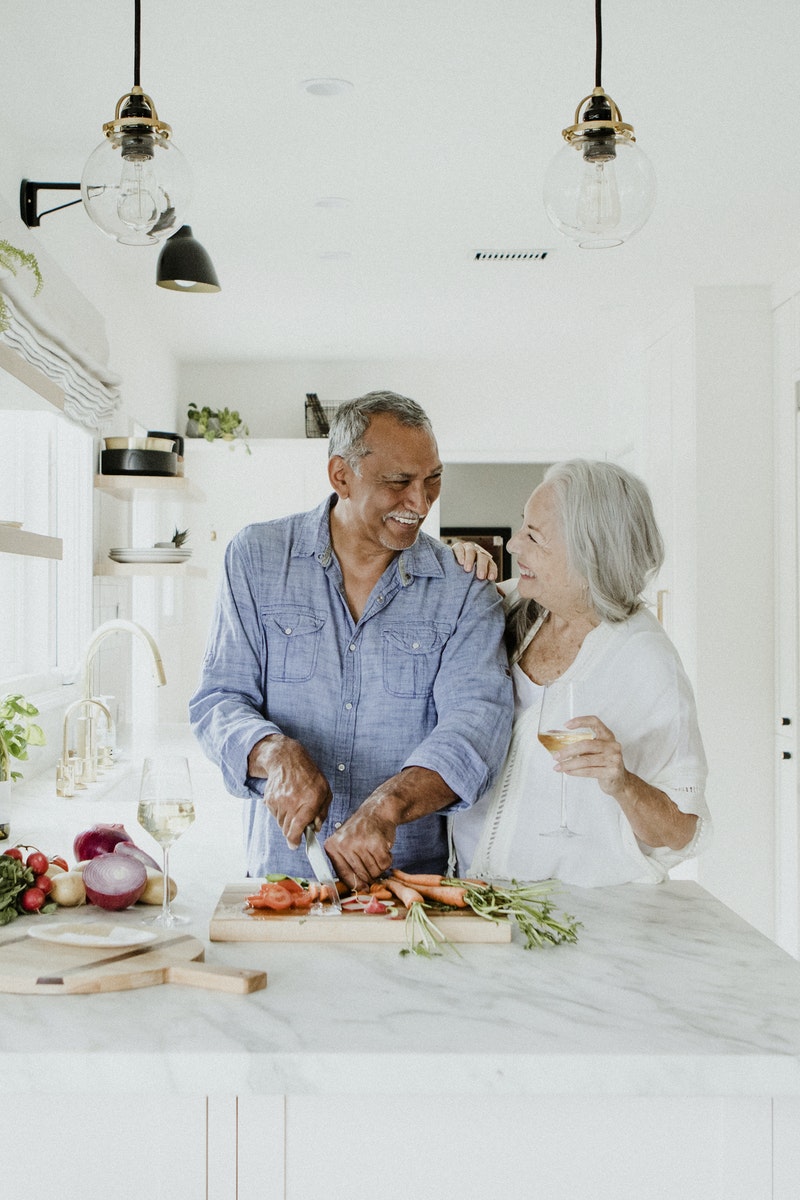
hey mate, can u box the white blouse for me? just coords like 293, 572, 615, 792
452, 600, 711, 887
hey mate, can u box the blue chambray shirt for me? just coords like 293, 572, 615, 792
189, 495, 513, 877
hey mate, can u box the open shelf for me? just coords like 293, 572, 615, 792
0, 526, 62, 559
93, 561, 204, 578
94, 474, 187, 497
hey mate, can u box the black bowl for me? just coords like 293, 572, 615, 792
100, 448, 178, 476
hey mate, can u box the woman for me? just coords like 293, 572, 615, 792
452, 460, 711, 887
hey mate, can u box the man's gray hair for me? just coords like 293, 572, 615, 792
328, 390, 434, 469
506, 459, 665, 650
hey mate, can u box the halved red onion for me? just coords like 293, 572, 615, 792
114, 840, 161, 872
73, 823, 133, 862
83, 854, 147, 910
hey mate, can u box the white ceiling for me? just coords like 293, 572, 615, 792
3, 0, 799, 364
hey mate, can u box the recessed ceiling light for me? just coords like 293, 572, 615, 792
314, 197, 352, 209
302, 78, 354, 96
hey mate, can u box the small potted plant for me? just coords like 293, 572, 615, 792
154, 527, 190, 550
0, 695, 46, 841
186, 404, 250, 453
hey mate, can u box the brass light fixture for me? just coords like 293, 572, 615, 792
80, 0, 191, 245
543, 0, 656, 248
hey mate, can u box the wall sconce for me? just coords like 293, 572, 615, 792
19, 181, 220, 293
156, 226, 221, 292
542, 0, 656, 248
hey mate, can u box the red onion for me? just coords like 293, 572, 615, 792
114, 840, 161, 872
83, 854, 147, 910
73, 823, 132, 862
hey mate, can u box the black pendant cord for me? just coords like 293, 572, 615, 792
594, 0, 603, 88
133, 0, 141, 87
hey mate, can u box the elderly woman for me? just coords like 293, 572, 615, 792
452, 459, 711, 887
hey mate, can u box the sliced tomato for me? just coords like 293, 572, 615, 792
278, 877, 305, 896
246, 883, 293, 911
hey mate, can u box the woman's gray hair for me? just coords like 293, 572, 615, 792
328, 390, 434, 470
506, 459, 665, 651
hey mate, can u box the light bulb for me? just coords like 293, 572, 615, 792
81, 126, 191, 245
575, 158, 622, 243
116, 156, 160, 235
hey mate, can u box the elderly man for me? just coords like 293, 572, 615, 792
190, 390, 512, 888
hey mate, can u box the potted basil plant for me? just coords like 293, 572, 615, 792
0, 695, 46, 842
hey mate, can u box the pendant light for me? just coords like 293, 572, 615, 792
156, 226, 220, 292
80, 0, 191, 245
543, 0, 655, 249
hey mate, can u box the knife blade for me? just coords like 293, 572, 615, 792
304, 825, 342, 914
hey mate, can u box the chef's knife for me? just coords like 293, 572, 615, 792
304, 824, 342, 914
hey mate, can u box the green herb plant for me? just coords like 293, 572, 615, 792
0, 694, 46, 783
186, 404, 251, 453
0, 241, 44, 333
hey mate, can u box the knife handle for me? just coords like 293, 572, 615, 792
163, 961, 267, 993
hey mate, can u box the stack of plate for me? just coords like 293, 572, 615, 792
108, 547, 192, 564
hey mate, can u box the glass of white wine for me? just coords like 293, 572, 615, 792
538, 682, 595, 838
137, 755, 195, 927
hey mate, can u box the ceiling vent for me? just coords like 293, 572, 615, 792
473, 249, 551, 261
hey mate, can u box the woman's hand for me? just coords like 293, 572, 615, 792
551, 715, 698, 851
449, 540, 499, 581
552, 715, 627, 795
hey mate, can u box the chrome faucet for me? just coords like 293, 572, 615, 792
57, 620, 166, 795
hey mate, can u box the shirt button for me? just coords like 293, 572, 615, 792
337, 763, 346, 772
377, 594, 384, 602
334, 821, 342, 829
412, 641, 420, 649
285, 627, 292, 635
349, 644, 356, 652
345, 702, 353, 710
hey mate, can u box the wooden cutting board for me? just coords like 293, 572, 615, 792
209, 882, 512, 944
0, 921, 266, 995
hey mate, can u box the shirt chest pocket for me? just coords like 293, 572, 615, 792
382, 623, 450, 698
263, 608, 326, 682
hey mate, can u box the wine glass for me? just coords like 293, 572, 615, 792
537, 681, 594, 838
137, 756, 195, 927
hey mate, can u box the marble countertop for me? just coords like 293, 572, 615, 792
3, 726, 800, 1097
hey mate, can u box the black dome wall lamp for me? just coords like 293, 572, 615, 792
80, 0, 191, 245
156, 226, 221, 293
543, 0, 656, 248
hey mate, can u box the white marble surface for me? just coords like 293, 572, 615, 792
3, 725, 800, 1097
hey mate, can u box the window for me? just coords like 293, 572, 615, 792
0, 410, 93, 697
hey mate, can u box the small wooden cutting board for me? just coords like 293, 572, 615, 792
209, 882, 512, 944
0, 922, 266, 995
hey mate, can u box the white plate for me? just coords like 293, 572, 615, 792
109, 550, 191, 564
28, 921, 158, 948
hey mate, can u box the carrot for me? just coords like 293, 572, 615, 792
390, 868, 445, 887
384, 877, 425, 907
369, 883, 393, 900
404, 882, 468, 907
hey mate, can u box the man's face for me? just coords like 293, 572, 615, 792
332, 413, 443, 554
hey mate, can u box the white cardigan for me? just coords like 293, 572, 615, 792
452, 594, 711, 887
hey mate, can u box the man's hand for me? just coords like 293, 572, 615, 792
248, 733, 331, 850
324, 766, 457, 891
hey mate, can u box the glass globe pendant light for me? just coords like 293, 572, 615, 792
80, 0, 191, 245
543, 0, 655, 249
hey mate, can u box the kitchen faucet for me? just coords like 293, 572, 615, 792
57, 620, 166, 795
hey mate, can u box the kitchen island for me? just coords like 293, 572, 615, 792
3, 727, 800, 1199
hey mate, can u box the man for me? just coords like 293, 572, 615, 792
189, 390, 512, 888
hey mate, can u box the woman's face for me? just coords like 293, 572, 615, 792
508, 483, 589, 618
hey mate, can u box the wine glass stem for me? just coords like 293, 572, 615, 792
162, 845, 171, 923
559, 774, 568, 830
